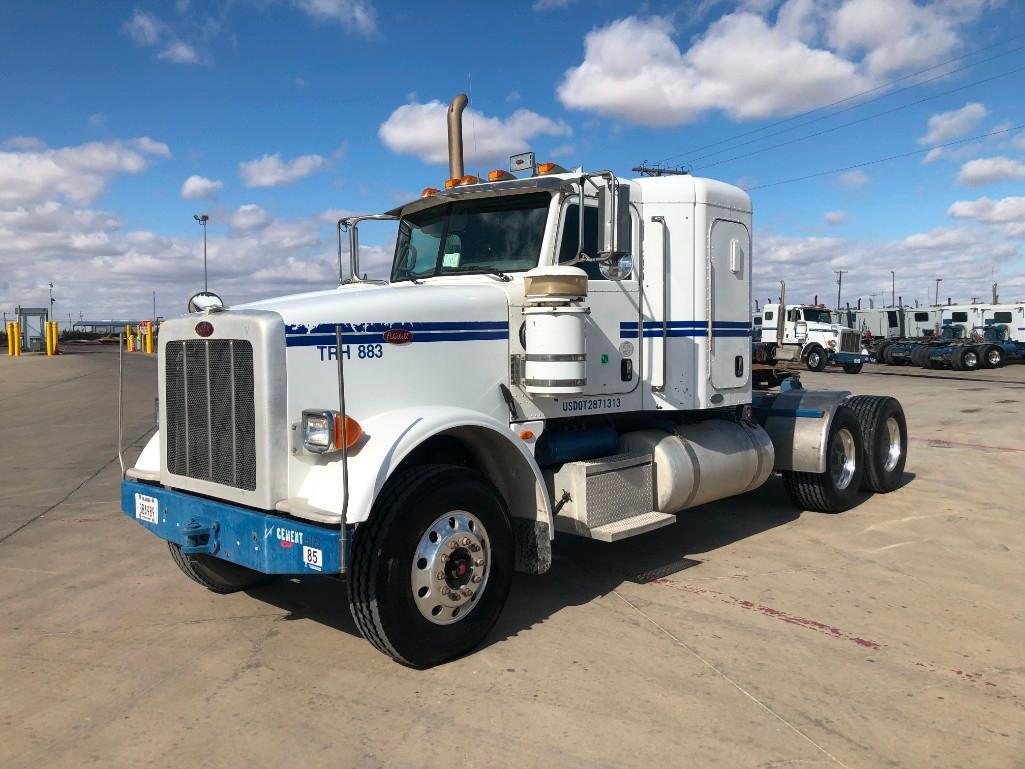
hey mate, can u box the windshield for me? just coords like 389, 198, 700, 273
802, 308, 833, 324
391, 193, 550, 281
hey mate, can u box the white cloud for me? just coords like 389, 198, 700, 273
2, 136, 45, 150
123, 10, 162, 46
958, 156, 1025, 187
949, 196, 1025, 224
823, 210, 847, 225
919, 102, 987, 145
0, 138, 170, 206
239, 152, 329, 187
89, 113, 108, 128
838, 170, 869, 188
158, 40, 200, 64
180, 175, 223, 200
122, 9, 201, 65
379, 100, 570, 165
230, 204, 273, 231
290, 0, 377, 36
533, 0, 575, 10
897, 226, 977, 252
549, 143, 575, 160
557, 2, 987, 126
1013, 133, 1025, 152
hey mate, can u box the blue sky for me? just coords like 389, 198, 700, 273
2, 0, 1025, 321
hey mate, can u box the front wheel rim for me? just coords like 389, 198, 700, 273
809, 352, 820, 367
830, 428, 857, 490
883, 416, 902, 472
411, 511, 491, 626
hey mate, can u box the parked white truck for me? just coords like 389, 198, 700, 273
758, 302, 869, 373
121, 94, 908, 667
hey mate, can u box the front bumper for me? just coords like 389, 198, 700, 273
828, 351, 868, 364
121, 480, 345, 575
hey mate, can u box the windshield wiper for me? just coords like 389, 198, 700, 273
446, 265, 512, 282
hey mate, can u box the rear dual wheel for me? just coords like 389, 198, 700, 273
846, 396, 907, 493
980, 344, 1004, 369
783, 406, 864, 512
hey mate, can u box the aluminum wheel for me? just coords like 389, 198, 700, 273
883, 416, 902, 472
986, 348, 1001, 366
829, 427, 857, 491
963, 350, 979, 369
808, 351, 821, 368
410, 510, 491, 626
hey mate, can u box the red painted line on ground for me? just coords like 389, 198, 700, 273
917, 437, 1025, 453
653, 579, 883, 650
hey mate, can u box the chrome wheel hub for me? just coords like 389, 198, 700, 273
830, 427, 857, 490
411, 511, 490, 625
883, 416, 902, 472
964, 351, 978, 368
987, 349, 1000, 366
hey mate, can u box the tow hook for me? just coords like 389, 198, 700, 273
181, 520, 220, 556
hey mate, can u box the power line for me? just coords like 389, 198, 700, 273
680, 45, 1025, 167
692, 62, 1025, 173
653, 32, 1025, 166
742, 122, 1025, 192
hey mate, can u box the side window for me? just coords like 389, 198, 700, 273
914, 312, 929, 322
887, 311, 898, 326
993, 311, 1013, 323
558, 204, 633, 280
763, 311, 774, 321
952, 311, 968, 322
787, 308, 801, 321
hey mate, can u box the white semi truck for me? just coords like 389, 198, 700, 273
121, 94, 908, 667
758, 302, 869, 373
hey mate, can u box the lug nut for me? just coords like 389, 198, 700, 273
460, 537, 471, 546
470, 544, 480, 552
436, 571, 445, 580
472, 575, 482, 584
461, 588, 473, 597
474, 558, 485, 567
448, 540, 458, 550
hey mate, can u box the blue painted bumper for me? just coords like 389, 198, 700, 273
829, 351, 868, 364
121, 480, 345, 575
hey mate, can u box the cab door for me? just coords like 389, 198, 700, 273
557, 201, 640, 396
709, 219, 751, 390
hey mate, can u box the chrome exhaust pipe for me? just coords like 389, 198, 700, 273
447, 93, 468, 180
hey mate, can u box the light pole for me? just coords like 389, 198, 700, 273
834, 269, 848, 311
49, 282, 55, 320
890, 270, 895, 307
193, 214, 210, 291
934, 278, 942, 306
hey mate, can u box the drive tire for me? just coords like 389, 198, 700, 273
956, 346, 980, 372
168, 542, 277, 594
874, 341, 891, 364
846, 396, 907, 493
348, 464, 513, 669
783, 406, 864, 513
805, 345, 827, 372
842, 361, 863, 374
980, 344, 1003, 369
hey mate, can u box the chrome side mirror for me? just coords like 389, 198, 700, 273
597, 180, 631, 259
188, 291, 224, 313
599, 253, 634, 280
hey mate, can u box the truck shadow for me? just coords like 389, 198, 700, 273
246, 473, 900, 651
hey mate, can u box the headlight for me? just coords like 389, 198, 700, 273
301, 409, 364, 454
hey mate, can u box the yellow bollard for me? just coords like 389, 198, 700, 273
52, 322, 59, 355
45, 321, 53, 356
13, 321, 20, 357
127, 333, 134, 353
145, 324, 154, 354
5, 322, 12, 356
50, 321, 59, 355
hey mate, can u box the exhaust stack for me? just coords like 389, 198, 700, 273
447, 93, 469, 180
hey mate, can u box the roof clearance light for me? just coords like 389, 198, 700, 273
536, 162, 566, 175
444, 178, 461, 189
488, 169, 515, 182
458, 175, 481, 186
421, 187, 440, 197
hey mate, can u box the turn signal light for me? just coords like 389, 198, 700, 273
421, 187, 440, 197
334, 414, 364, 449
488, 169, 515, 181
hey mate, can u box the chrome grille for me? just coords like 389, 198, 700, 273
165, 339, 256, 491
839, 330, 862, 353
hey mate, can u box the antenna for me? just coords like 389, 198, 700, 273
632, 163, 690, 177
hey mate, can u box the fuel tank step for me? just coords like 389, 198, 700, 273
583, 511, 676, 542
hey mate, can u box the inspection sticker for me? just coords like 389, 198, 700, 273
134, 493, 159, 524
302, 546, 323, 572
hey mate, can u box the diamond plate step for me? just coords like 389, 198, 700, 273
555, 511, 675, 542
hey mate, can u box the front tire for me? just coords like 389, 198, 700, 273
843, 361, 863, 374
168, 542, 276, 594
783, 406, 864, 513
348, 464, 513, 668
846, 396, 907, 493
805, 345, 827, 372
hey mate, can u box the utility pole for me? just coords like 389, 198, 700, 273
934, 278, 942, 306
835, 270, 848, 311
890, 270, 895, 307
194, 214, 210, 291
152, 290, 157, 323
49, 282, 55, 320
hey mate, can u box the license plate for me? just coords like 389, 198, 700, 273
135, 493, 159, 524
303, 546, 322, 571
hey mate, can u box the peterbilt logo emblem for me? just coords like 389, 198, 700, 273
383, 328, 413, 345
